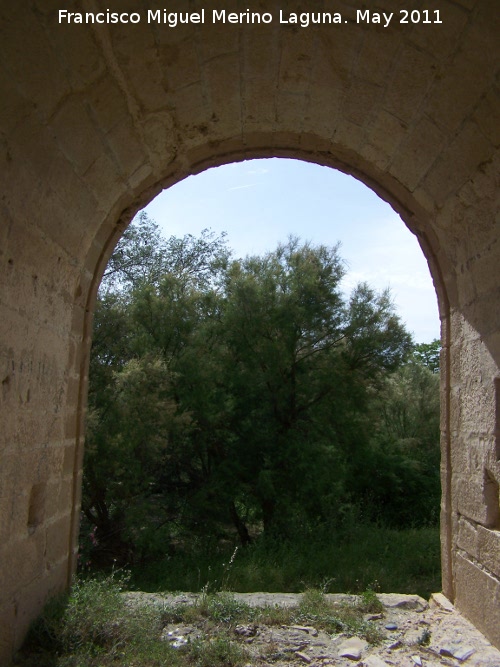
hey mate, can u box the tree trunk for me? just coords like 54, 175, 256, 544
229, 501, 252, 546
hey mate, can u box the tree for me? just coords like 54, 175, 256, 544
413, 339, 441, 373
83, 220, 423, 565
83, 215, 231, 562
350, 349, 441, 528
101, 211, 168, 293
212, 238, 413, 536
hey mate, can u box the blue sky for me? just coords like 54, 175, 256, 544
144, 158, 440, 343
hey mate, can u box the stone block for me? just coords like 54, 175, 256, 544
108, 118, 147, 175
82, 152, 126, 212
160, 40, 199, 90
0, 601, 17, 666
204, 55, 242, 137
354, 30, 399, 86
383, 45, 436, 125
244, 25, 280, 74
278, 32, 315, 96
0, 6, 67, 119
457, 516, 478, 559
366, 109, 407, 159
46, 514, 72, 569
62, 443, 77, 476
14, 563, 67, 651
198, 21, 239, 61
45, 478, 73, 522
422, 121, 493, 207
455, 553, 500, 648
477, 525, 500, 578
473, 89, 500, 146
173, 82, 208, 134
48, 18, 105, 89
343, 79, 382, 127
1, 534, 46, 598
243, 78, 277, 128
454, 472, 491, 526
407, 2, 468, 61
390, 116, 446, 192
49, 98, 106, 176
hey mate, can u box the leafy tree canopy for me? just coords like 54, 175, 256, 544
82, 214, 440, 567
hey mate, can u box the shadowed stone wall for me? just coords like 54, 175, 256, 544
0, 0, 498, 662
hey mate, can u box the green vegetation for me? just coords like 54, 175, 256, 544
16, 574, 391, 666
16, 573, 175, 667
132, 524, 440, 600
78, 212, 441, 598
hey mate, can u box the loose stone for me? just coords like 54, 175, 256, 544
362, 656, 391, 666
235, 624, 258, 637
290, 624, 318, 636
440, 643, 476, 661
338, 636, 368, 659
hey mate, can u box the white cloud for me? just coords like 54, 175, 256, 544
247, 168, 269, 175
228, 184, 255, 191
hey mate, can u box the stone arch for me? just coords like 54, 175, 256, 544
0, 1, 499, 661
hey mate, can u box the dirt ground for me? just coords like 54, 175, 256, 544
124, 591, 500, 666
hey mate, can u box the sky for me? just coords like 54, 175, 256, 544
144, 157, 440, 343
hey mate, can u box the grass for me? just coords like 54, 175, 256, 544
16, 575, 388, 667
132, 524, 441, 600
15, 523, 440, 666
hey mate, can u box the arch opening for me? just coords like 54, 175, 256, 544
78, 156, 444, 598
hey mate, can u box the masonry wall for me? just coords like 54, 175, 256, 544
0, 0, 499, 663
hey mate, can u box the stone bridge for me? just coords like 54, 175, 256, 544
0, 1, 498, 662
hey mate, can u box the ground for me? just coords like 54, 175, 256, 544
124, 591, 500, 666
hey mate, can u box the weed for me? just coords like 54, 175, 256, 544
17, 580, 390, 667
220, 546, 239, 591
294, 589, 384, 644
16, 572, 174, 667
299, 588, 330, 616
131, 524, 441, 600
359, 583, 384, 614
255, 604, 295, 626
189, 636, 249, 667
417, 627, 432, 646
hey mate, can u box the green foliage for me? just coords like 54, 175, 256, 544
414, 339, 441, 373
133, 524, 441, 600
360, 586, 384, 614
167, 587, 385, 644
18, 552, 439, 666
176, 591, 253, 626
189, 636, 249, 667
417, 627, 432, 646
18, 572, 177, 666
350, 352, 441, 528
81, 213, 440, 580
296, 589, 384, 643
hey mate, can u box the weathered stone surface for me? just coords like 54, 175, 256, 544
339, 637, 369, 659
363, 656, 391, 667
455, 553, 500, 648
440, 643, 475, 661
134, 591, 500, 666
429, 592, 455, 613
378, 593, 428, 612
